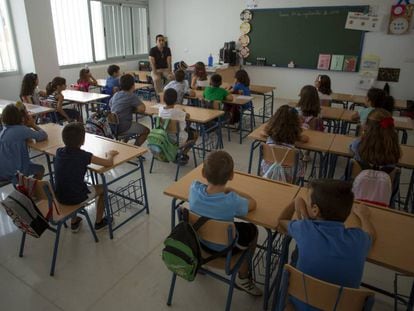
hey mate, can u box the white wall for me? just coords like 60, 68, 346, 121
157, 0, 414, 100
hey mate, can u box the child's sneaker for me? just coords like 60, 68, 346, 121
235, 276, 263, 296
94, 216, 113, 232
71, 216, 83, 233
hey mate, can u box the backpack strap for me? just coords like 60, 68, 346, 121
162, 118, 170, 131
270, 147, 291, 165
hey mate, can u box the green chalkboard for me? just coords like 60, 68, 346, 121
244, 6, 368, 70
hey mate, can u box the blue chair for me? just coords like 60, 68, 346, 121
167, 210, 252, 311
17, 177, 98, 276
274, 264, 375, 311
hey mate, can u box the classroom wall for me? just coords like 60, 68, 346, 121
154, 0, 414, 100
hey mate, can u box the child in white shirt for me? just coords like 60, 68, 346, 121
163, 69, 195, 104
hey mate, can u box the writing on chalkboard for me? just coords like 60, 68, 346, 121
279, 10, 340, 18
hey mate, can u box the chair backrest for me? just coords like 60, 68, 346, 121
137, 71, 150, 83
281, 264, 375, 311
106, 112, 120, 135
158, 117, 180, 134
200, 99, 222, 110
350, 159, 400, 184
188, 211, 236, 246
261, 143, 297, 168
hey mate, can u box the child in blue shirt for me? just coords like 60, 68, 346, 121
229, 69, 252, 124
0, 103, 47, 182
189, 150, 262, 296
54, 122, 118, 232
103, 65, 121, 96
280, 179, 376, 310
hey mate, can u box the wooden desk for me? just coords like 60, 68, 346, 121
321, 106, 345, 121
0, 101, 54, 116
250, 84, 276, 95
164, 164, 300, 308
97, 79, 106, 87
164, 165, 300, 229
142, 101, 224, 124
331, 93, 353, 103
351, 95, 407, 110
27, 123, 64, 152
62, 90, 109, 103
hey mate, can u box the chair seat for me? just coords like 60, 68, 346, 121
200, 248, 244, 271
37, 199, 91, 222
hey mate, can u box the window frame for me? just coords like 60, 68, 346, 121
58, 0, 150, 70
0, 0, 20, 76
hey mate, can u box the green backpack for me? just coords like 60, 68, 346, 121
147, 117, 178, 162
162, 215, 233, 282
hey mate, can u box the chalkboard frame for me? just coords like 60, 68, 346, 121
244, 5, 369, 71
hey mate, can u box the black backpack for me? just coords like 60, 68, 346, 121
162, 214, 234, 281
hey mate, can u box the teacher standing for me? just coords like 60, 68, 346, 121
149, 34, 174, 93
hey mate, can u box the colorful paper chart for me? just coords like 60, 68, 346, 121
239, 34, 250, 47
330, 55, 345, 71
239, 46, 250, 58
240, 9, 252, 22
317, 54, 331, 70
343, 56, 358, 72
240, 22, 251, 34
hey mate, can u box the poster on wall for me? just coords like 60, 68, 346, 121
245, 0, 258, 9
330, 55, 345, 71
343, 56, 358, 72
317, 54, 331, 70
345, 12, 382, 31
388, 2, 414, 34
377, 67, 401, 82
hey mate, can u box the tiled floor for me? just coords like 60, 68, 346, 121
0, 98, 412, 311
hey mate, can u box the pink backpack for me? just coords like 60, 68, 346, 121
352, 169, 392, 207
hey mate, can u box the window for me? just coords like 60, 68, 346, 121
51, 0, 148, 66
0, 0, 18, 73
50, 0, 93, 66
102, 3, 148, 59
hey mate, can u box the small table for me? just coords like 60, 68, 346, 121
0, 100, 55, 117
142, 101, 224, 159
29, 124, 149, 239
247, 123, 336, 177
250, 84, 276, 123
62, 90, 109, 119
164, 165, 301, 310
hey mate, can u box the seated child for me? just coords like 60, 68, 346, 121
158, 88, 197, 163
280, 179, 376, 311
103, 65, 121, 96
0, 103, 48, 182
189, 150, 262, 296
350, 108, 401, 172
261, 105, 309, 182
203, 74, 233, 103
109, 74, 150, 146
297, 85, 324, 131
314, 74, 332, 106
53, 122, 118, 232
351, 88, 386, 126
163, 69, 195, 104
191, 61, 209, 89
46, 77, 81, 122
20, 72, 46, 106
228, 69, 253, 124
76, 67, 97, 92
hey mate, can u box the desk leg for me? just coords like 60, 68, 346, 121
201, 124, 206, 160
45, 154, 54, 187
270, 236, 292, 311
100, 173, 114, 239
270, 91, 274, 119
407, 280, 414, 311
139, 156, 150, 215
404, 169, 414, 212
239, 106, 243, 144
263, 229, 275, 310
262, 94, 266, 124
248, 140, 261, 174
401, 130, 408, 145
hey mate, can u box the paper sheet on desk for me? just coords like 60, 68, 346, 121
393, 116, 412, 123
151, 103, 165, 108
236, 95, 254, 101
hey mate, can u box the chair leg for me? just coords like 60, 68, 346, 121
167, 273, 177, 306
80, 209, 99, 243
192, 147, 197, 168
225, 272, 237, 311
50, 223, 62, 276
175, 163, 180, 182
19, 232, 26, 257
149, 156, 155, 174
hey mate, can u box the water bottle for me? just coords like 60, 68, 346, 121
208, 53, 213, 67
